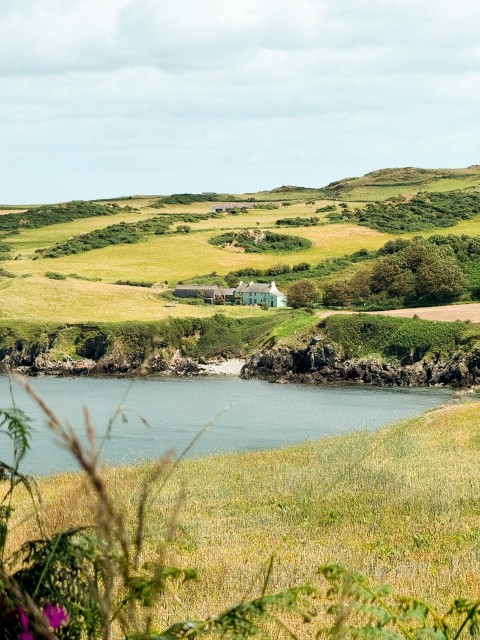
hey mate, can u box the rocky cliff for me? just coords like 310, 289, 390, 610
241, 338, 480, 387
0, 338, 205, 377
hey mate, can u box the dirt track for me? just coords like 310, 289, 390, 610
317, 303, 480, 323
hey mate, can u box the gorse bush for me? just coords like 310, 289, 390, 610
327, 190, 480, 233
0, 202, 129, 236
37, 213, 222, 258
274, 216, 320, 227
209, 230, 312, 253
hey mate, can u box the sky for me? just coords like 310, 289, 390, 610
1, 0, 480, 203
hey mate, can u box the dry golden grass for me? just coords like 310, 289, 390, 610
2, 225, 390, 284
7, 400, 480, 636
0, 276, 266, 322
6, 209, 158, 255
2, 193, 480, 325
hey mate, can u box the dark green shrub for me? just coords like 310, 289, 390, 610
209, 230, 312, 253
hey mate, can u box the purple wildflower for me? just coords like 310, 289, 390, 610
43, 603, 69, 629
17, 603, 69, 639
18, 608, 33, 640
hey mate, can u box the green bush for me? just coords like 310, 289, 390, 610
328, 190, 480, 233
275, 216, 320, 227
0, 201, 127, 235
322, 314, 465, 362
209, 230, 312, 253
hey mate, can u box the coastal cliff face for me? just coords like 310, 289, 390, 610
241, 339, 480, 387
0, 342, 204, 376
0, 315, 273, 377
1, 314, 480, 386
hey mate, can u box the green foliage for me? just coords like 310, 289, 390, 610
323, 239, 468, 308
209, 231, 312, 253
45, 271, 68, 280
0, 316, 298, 368
157, 193, 222, 205
287, 280, 319, 309
328, 191, 480, 233
189, 314, 285, 358
252, 203, 279, 210
0, 201, 126, 236
12, 530, 102, 639
224, 250, 376, 288
37, 212, 221, 258
114, 280, 154, 288
320, 314, 465, 362
0, 268, 16, 278
40, 222, 145, 257
274, 216, 320, 227
154, 584, 317, 639
320, 564, 480, 640
0, 241, 12, 258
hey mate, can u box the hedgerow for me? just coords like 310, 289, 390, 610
274, 216, 320, 227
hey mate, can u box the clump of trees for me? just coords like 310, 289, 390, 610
287, 280, 319, 308
323, 239, 468, 308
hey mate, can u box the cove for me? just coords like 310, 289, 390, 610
0, 376, 452, 476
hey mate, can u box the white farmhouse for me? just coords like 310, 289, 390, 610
235, 281, 287, 307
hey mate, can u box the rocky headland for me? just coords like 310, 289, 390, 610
241, 337, 480, 387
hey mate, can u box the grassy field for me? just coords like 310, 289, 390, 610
7, 399, 480, 636
0, 276, 273, 323
321, 166, 480, 202
2, 224, 390, 284
1, 168, 480, 323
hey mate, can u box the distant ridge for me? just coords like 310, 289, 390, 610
319, 165, 480, 201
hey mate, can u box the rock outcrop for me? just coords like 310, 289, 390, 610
0, 344, 204, 377
241, 339, 480, 387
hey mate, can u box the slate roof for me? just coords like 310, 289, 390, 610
236, 283, 270, 293
174, 285, 221, 297
236, 281, 285, 296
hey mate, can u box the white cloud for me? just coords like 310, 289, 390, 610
0, 0, 479, 201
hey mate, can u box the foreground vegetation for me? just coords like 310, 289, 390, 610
3, 393, 480, 638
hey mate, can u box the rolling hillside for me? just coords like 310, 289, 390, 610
0, 166, 479, 322
319, 165, 480, 201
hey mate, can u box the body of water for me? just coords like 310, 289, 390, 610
0, 376, 452, 475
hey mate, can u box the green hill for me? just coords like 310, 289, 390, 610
319, 165, 480, 201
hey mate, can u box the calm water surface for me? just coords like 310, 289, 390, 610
0, 376, 452, 475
